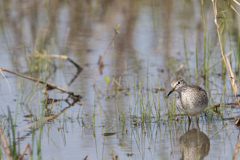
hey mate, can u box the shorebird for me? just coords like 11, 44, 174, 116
167, 77, 208, 123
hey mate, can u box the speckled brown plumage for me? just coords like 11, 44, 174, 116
168, 78, 208, 116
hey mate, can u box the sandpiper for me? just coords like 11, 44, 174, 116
167, 77, 208, 122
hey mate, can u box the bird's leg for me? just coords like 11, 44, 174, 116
196, 116, 199, 123
196, 116, 200, 129
188, 115, 191, 130
188, 115, 191, 123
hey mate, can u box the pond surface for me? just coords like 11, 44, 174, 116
0, 0, 240, 159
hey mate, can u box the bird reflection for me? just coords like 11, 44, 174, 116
179, 129, 210, 160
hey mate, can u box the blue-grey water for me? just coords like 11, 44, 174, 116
0, 0, 239, 159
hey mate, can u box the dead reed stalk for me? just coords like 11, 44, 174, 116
212, 0, 240, 124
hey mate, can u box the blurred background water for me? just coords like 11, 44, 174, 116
0, 0, 240, 159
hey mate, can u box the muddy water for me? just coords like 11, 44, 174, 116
0, 0, 239, 159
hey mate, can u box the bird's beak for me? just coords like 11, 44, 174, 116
167, 87, 175, 97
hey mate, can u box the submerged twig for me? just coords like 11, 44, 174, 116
35, 52, 83, 86
18, 104, 73, 132
36, 53, 83, 71
83, 155, 88, 160
0, 68, 82, 100
18, 143, 32, 160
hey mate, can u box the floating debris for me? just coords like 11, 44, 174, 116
102, 132, 117, 136
154, 88, 165, 93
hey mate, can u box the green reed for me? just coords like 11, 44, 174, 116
195, 35, 199, 83
201, 0, 207, 75
37, 58, 49, 160
183, 29, 190, 76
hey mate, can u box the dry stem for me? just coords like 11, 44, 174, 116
0, 68, 81, 99
0, 128, 10, 160
18, 143, 32, 160
212, 0, 240, 123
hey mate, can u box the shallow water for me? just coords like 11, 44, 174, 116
0, 0, 240, 159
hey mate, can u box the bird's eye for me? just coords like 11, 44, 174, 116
178, 81, 180, 84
